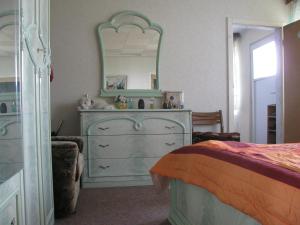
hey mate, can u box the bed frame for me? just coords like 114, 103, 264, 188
168, 179, 261, 225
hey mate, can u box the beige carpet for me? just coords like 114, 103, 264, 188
55, 185, 171, 225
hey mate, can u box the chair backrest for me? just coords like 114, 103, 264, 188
192, 110, 224, 133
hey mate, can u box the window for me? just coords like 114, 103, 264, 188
252, 41, 277, 80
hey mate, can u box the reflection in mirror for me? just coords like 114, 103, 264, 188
103, 27, 159, 90
0, 3, 22, 184
98, 11, 163, 97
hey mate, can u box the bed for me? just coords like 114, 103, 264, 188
150, 140, 300, 225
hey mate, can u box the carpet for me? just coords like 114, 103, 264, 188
55, 185, 171, 225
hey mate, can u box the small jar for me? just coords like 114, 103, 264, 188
127, 98, 134, 109
149, 98, 155, 109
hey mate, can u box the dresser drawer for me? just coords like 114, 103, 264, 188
0, 194, 18, 225
80, 110, 191, 136
0, 139, 23, 163
87, 134, 188, 159
85, 118, 186, 135
86, 118, 139, 136
0, 117, 21, 140
88, 158, 159, 177
143, 118, 186, 134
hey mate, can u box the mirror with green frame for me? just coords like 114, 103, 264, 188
97, 11, 163, 97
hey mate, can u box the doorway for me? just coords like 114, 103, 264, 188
227, 20, 283, 143
251, 33, 279, 144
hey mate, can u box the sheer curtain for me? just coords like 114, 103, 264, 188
233, 33, 241, 132
290, 0, 300, 22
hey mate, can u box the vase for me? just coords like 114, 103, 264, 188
115, 102, 127, 109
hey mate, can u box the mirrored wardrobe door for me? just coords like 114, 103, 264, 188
37, 0, 54, 222
22, 0, 42, 223
0, 0, 22, 185
22, 0, 54, 224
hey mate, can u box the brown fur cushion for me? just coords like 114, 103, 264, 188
192, 132, 240, 144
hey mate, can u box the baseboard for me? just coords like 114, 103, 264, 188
82, 179, 153, 188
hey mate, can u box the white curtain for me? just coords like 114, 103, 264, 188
290, 0, 300, 22
233, 34, 241, 132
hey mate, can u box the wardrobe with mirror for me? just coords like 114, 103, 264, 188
0, 0, 54, 224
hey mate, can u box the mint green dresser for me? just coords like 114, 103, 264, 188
0, 170, 24, 225
80, 109, 192, 188
0, 114, 22, 166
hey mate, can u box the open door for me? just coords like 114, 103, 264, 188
283, 20, 300, 143
251, 34, 279, 144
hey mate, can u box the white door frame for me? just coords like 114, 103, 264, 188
226, 18, 284, 142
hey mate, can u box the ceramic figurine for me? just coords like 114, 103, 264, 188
114, 95, 127, 109
80, 93, 94, 109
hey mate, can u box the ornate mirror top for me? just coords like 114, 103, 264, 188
97, 11, 163, 97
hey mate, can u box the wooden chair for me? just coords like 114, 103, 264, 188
192, 110, 240, 144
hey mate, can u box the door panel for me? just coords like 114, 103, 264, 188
250, 32, 280, 144
38, 0, 49, 45
22, 0, 54, 224
22, 0, 36, 28
254, 77, 276, 143
22, 40, 41, 225
40, 74, 54, 225
283, 20, 300, 142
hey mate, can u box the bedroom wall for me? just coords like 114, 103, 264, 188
50, 0, 290, 135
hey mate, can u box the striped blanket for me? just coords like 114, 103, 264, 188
150, 141, 300, 225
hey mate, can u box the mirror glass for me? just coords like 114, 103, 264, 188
0, 0, 22, 183
98, 11, 162, 97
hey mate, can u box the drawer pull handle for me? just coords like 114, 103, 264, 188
165, 126, 176, 129
165, 142, 176, 146
37, 48, 46, 53
11, 218, 16, 225
98, 144, 110, 148
99, 165, 110, 169
98, 127, 109, 131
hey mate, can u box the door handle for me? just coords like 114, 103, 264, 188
98, 144, 110, 148
165, 126, 176, 129
98, 127, 109, 131
11, 218, 16, 225
99, 165, 110, 169
37, 48, 46, 53
165, 142, 176, 146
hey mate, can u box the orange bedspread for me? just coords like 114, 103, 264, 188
150, 141, 300, 225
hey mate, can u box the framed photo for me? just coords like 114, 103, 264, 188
106, 75, 127, 90
163, 91, 184, 109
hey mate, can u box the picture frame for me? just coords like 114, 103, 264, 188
163, 91, 184, 109
106, 75, 127, 90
